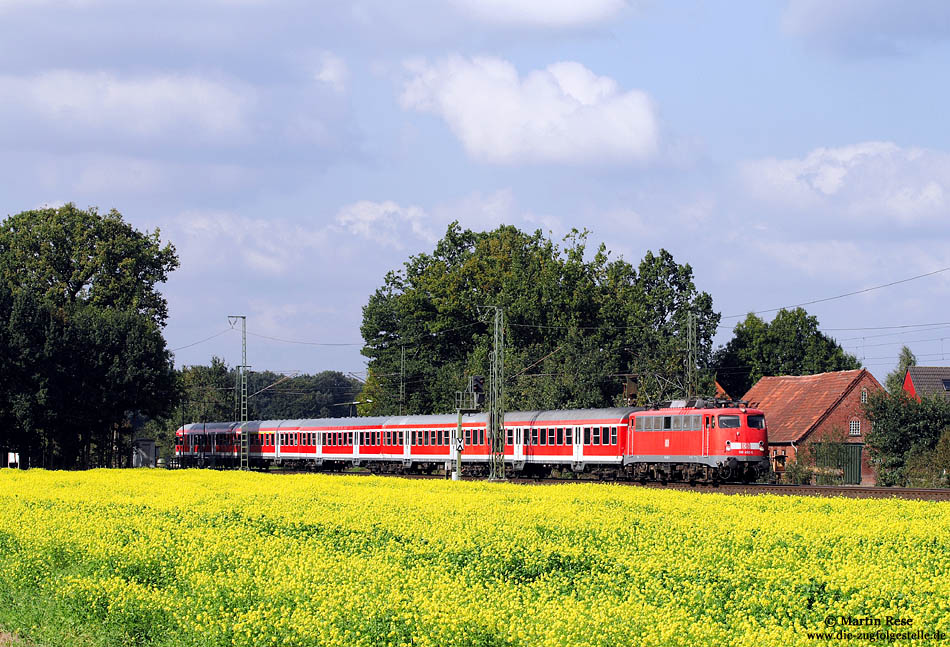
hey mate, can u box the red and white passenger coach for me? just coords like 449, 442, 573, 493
175, 400, 769, 482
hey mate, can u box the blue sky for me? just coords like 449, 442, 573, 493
2, 0, 950, 384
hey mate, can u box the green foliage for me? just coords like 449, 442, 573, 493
782, 459, 812, 485
712, 308, 860, 398
884, 345, 916, 396
0, 288, 176, 468
807, 442, 848, 486
0, 203, 178, 327
0, 205, 179, 468
359, 223, 720, 414
864, 391, 950, 486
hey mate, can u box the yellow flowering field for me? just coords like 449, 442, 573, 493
0, 470, 948, 647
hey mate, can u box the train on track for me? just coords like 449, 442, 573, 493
175, 399, 769, 482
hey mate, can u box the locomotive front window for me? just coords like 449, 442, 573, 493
747, 415, 766, 429
718, 415, 740, 428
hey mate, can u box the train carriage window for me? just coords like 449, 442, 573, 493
583, 427, 590, 444
539, 428, 546, 446
566, 427, 573, 445
672, 416, 682, 431
548, 428, 556, 445
718, 415, 740, 428
635, 417, 643, 431
555, 428, 563, 445
398, 431, 404, 445
691, 415, 700, 431
611, 427, 618, 444
593, 427, 600, 445
506, 428, 513, 446
528, 428, 536, 445
479, 429, 485, 445
465, 429, 471, 445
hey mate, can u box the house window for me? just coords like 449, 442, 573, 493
861, 388, 868, 404
849, 420, 861, 436
942, 379, 950, 392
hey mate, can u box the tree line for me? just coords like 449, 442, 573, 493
2, 206, 941, 481
0, 205, 362, 467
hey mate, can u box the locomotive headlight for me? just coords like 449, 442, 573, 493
758, 441, 765, 451
725, 440, 732, 451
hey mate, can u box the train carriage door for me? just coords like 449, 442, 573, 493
513, 425, 524, 463
702, 415, 710, 457
573, 425, 582, 463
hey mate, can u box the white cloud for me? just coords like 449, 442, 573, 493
449, 0, 628, 28
0, 70, 251, 140
400, 56, 659, 164
314, 52, 347, 92
335, 200, 437, 249
783, 0, 950, 54
738, 141, 950, 224
176, 210, 330, 275
432, 189, 516, 230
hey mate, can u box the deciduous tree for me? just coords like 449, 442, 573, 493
712, 308, 860, 398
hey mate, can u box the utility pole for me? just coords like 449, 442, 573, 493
228, 315, 249, 470
399, 344, 406, 416
479, 306, 506, 481
686, 311, 696, 400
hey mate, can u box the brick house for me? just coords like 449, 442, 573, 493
743, 369, 884, 485
903, 366, 950, 401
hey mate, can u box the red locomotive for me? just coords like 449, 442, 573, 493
175, 399, 768, 482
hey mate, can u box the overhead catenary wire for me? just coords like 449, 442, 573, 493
721, 266, 950, 319
171, 328, 234, 352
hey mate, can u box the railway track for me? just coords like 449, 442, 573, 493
276, 469, 950, 501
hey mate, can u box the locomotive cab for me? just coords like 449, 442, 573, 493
706, 408, 769, 481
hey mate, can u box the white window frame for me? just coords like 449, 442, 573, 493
849, 420, 861, 436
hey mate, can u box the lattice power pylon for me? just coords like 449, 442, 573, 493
486, 307, 505, 480
229, 315, 250, 470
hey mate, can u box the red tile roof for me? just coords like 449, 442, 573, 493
742, 369, 871, 443
714, 381, 731, 400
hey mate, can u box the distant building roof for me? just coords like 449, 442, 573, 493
905, 366, 950, 401
742, 369, 879, 444
714, 381, 731, 401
